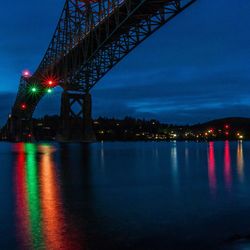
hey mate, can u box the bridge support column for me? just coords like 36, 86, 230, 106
7, 115, 33, 142
82, 92, 96, 141
58, 91, 96, 142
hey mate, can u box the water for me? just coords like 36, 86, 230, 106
0, 141, 250, 250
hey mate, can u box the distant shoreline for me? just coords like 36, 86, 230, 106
2, 116, 250, 142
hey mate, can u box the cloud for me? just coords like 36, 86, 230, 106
0, 0, 250, 124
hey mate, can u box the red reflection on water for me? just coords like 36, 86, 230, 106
39, 145, 82, 250
14, 143, 30, 247
224, 141, 232, 190
208, 142, 216, 194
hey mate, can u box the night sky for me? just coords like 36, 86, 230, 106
0, 0, 249, 126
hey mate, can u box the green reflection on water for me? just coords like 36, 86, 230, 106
25, 143, 44, 249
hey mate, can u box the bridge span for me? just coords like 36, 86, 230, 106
3, 0, 196, 142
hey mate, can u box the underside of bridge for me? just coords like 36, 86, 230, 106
2, 0, 196, 142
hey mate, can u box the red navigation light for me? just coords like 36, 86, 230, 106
28, 133, 32, 138
225, 124, 229, 129
42, 76, 58, 87
48, 80, 53, 86
21, 103, 27, 110
225, 131, 229, 136
44, 78, 57, 87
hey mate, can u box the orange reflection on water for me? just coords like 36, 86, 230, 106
208, 142, 216, 194
40, 145, 65, 250
237, 141, 244, 182
39, 145, 81, 250
224, 141, 232, 190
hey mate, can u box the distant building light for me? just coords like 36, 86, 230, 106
237, 133, 244, 140
170, 133, 177, 139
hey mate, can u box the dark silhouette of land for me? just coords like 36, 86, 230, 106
2, 116, 249, 141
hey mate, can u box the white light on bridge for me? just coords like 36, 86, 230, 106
22, 70, 31, 78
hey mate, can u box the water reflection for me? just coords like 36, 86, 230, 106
25, 143, 43, 249
185, 143, 189, 167
15, 143, 31, 249
14, 143, 82, 250
9, 141, 250, 250
207, 142, 216, 194
101, 142, 105, 170
237, 141, 244, 182
171, 142, 179, 190
224, 141, 232, 190
40, 144, 67, 250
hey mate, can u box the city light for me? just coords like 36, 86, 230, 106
237, 133, 244, 140
47, 89, 52, 94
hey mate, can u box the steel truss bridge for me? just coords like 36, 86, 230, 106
3, 0, 196, 142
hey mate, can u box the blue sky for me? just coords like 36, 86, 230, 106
0, 0, 250, 125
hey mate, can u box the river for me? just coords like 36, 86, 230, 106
0, 141, 249, 249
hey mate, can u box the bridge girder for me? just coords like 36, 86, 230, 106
36, 0, 196, 91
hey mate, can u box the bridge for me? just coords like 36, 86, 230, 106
3, 0, 196, 142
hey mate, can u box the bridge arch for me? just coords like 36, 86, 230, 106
5, 0, 196, 141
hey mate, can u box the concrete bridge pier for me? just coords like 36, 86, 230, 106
58, 91, 96, 142
7, 115, 34, 142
